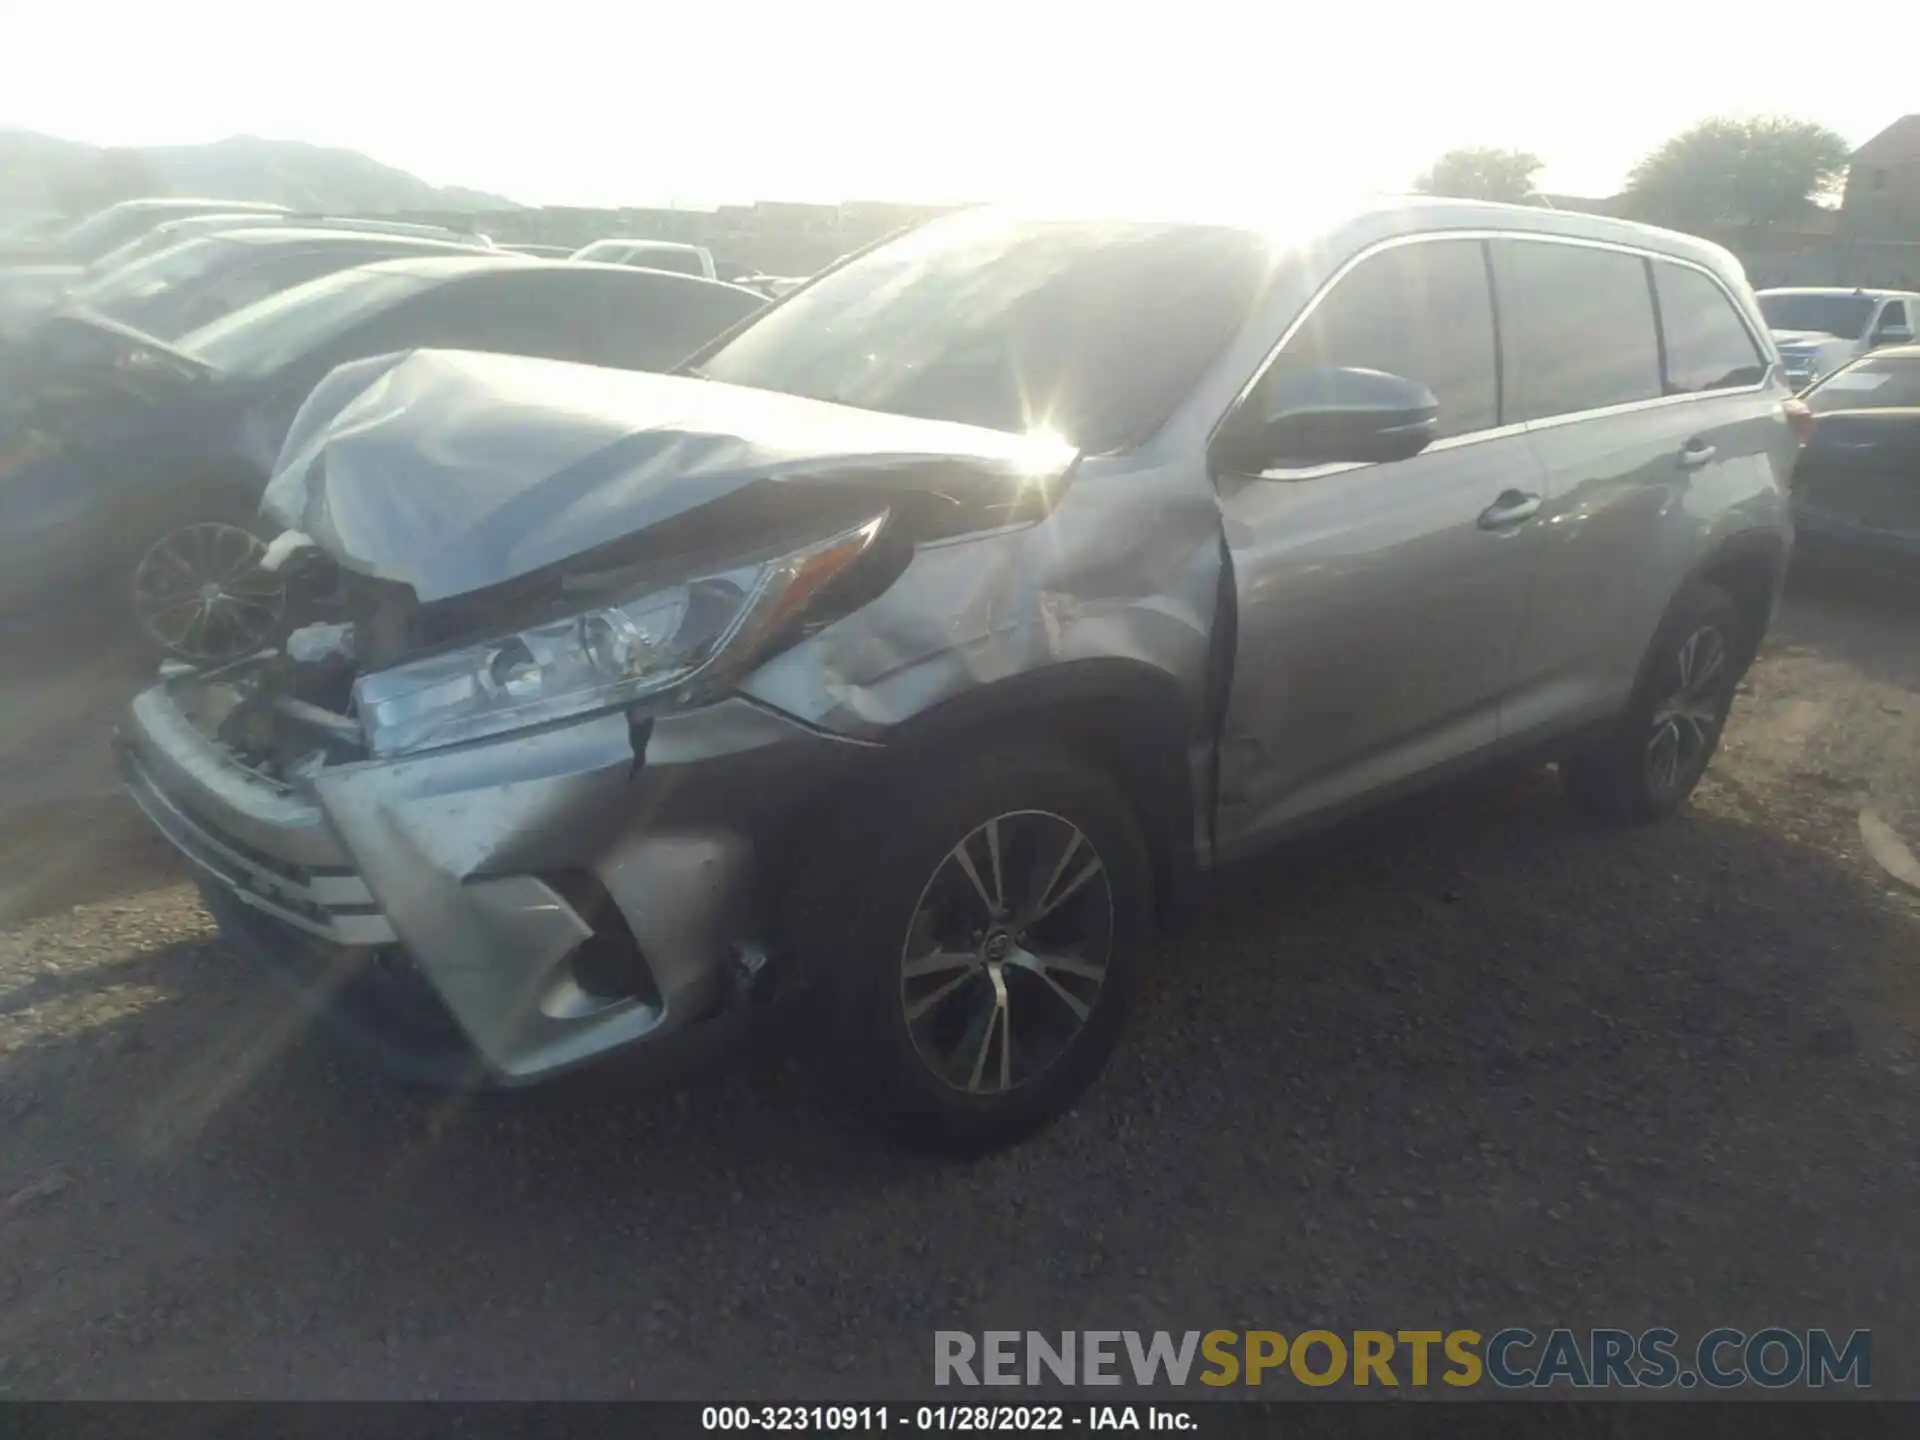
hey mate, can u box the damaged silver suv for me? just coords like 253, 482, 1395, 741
119, 199, 1797, 1151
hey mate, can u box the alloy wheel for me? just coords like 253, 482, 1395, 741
130, 522, 285, 664
1645, 624, 1731, 800
898, 810, 1115, 1095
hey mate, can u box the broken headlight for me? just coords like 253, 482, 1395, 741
353, 517, 884, 759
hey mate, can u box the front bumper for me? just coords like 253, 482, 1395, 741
118, 680, 875, 1084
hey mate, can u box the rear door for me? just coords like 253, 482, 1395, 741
1495, 238, 1773, 748
1213, 234, 1549, 852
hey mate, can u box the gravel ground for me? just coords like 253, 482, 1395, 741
1, 570, 1916, 1399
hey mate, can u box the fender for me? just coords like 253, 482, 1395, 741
855, 657, 1206, 927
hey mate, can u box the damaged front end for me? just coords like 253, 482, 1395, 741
119, 620, 883, 1084
118, 347, 1102, 1085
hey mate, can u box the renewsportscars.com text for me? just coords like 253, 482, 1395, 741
934, 1328, 1872, 1390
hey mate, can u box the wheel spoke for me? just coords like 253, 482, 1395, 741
1647, 721, 1681, 792
905, 966, 976, 1023
902, 949, 977, 981
1027, 846, 1103, 927
1687, 643, 1726, 699
1026, 949, 1106, 983
951, 835, 1001, 920
1030, 965, 1093, 1022
147, 597, 199, 646
153, 535, 197, 581
967, 966, 1011, 1093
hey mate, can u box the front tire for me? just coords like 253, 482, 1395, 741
128, 517, 288, 665
794, 745, 1153, 1155
1562, 581, 1747, 823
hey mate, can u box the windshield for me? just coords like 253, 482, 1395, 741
572, 241, 628, 262
71, 236, 239, 311
1806, 356, 1920, 413
179, 265, 429, 377
1759, 293, 1878, 341
695, 211, 1274, 452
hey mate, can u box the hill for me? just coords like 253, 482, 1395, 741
0, 129, 521, 217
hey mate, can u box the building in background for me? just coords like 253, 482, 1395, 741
1841, 114, 1920, 242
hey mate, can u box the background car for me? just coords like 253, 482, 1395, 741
43, 226, 497, 343
87, 212, 495, 278
0, 196, 291, 266
0, 199, 295, 337
569, 238, 719, 279
1791, 344, 1920, 565
0, 256, 766, 661
1757, 286, 1919, 388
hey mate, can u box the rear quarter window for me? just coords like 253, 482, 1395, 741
1652, 261, 1767, 394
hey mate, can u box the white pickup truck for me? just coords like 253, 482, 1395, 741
569, 238, 718, 280
1757, 286, 1919, 389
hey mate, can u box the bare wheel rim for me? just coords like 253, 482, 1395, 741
898, 809, 1115, 1096
130, 522, 284, 663
1645, 623, 1731, 800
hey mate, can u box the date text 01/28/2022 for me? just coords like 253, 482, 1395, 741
702, 1406, 1191, 1431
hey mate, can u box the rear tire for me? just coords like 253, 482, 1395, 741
1562, 581, 1747, 824
790, 744, 1153, 1155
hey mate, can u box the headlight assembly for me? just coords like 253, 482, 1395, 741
353, 515, 884, 758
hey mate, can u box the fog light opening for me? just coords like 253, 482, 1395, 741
542, 870, 660, 1008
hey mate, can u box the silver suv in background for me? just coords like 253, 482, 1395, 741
120, 198, 1798, 1153
1757, 286, 1919, 388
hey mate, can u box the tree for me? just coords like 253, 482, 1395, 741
1413, 148, 1544, 204
1620, 116, 1850, 234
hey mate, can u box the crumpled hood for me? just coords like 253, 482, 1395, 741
262, 348, 1074, 604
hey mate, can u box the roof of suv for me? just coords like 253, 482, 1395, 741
975, 193, 1752, 281
1758, 286, 1920, 299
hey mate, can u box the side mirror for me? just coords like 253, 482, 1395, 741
1215, 365, 1439, 473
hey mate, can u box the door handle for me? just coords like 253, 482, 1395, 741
1477, 490, 1542, 530
1677, 439, 1717, 471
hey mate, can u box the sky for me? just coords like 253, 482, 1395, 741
1, 0, 1905, 210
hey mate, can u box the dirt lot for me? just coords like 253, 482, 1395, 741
1, 570, 1917, 1399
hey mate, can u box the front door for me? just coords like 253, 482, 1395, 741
1212, 234, 1548, 858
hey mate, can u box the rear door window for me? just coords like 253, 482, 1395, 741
1650, 261, 1768, 394
1498, 239, 1662, 421
1258, 237, 1500, 440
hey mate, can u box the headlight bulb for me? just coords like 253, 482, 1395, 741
486, 637, 542, 697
